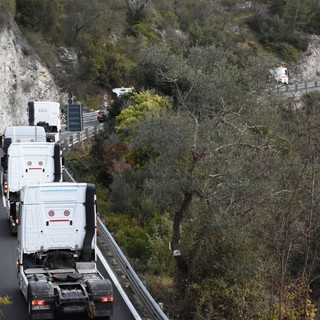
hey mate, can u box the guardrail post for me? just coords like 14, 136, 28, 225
305, 82, 308, 91
315, 81, 318, 88
295, 84, 298, 92
70, 135, 73, 148
64, 139, 68, 151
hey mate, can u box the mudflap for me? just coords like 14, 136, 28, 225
28, 282, 55, 320
86, 279, 113, 318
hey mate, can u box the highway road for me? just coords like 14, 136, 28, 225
0, 176, 136, 320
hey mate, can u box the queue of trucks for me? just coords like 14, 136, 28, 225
1, 101, 114, 319
1, 100, 63, 234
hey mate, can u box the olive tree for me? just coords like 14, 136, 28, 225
109, 45, 280, 318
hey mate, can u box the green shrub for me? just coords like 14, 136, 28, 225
4, 0, 16, 14
102, 212, 151, 264
288, 33, 309, 52
24, 30, 58, 66
274, 42, 298, 62
131, 22, 162, 42
0, 296, 12, 319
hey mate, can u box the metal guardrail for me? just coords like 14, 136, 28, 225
60, 127, 96, 149
63, 166, 169, 320
60, 112, 101, 148
269, 80, 320, 94
98, 220, 169, 320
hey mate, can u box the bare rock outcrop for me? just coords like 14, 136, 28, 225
296, 34, 320, 83
0, 26, 61, 134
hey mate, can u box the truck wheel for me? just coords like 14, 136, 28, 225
27, 298, 32, 319
10, 202, 17, 235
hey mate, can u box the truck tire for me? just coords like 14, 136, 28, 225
53, 143, 61, 182
10, 202, 17, 235
3, 138, 11, 155
28, 298, 33, 320
86, 300, 111, 320
27, 286, 34, 320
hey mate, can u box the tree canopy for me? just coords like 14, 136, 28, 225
10, 0, 320, 318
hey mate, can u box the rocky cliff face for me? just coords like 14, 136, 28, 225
0, 25, 61, 134
295, 35, 320, 84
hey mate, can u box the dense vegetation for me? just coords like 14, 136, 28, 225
4, 0, 320, 105
4, 0, 320, 319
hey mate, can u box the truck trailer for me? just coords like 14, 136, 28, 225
17, 182, 113, 319
3, 142, 62, 234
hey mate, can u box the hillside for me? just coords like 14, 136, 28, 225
1, 0, 320, 135
4, 1, 320, 319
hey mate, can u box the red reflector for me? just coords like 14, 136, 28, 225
100, 296, 113, 302
32, 299, 46, 306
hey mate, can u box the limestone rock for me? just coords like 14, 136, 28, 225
0, 26, 61, 134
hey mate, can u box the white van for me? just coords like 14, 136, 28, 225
270, 66, 289, 85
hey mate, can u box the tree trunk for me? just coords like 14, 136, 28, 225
171, 190, 193, 276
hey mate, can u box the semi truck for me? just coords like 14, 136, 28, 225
16, 182, 113, 320
3, 142, 62, 234
0, 126, 46, 171
27, 101, 62, 142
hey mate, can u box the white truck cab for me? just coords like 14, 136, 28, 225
4, 142, 62, 234
1, 126, 46, 146
1, 126, 47, 171
18, 183, 93, 255
27, 101, 61, 142
17, 183, 113, 320
7, 142, 62, 192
